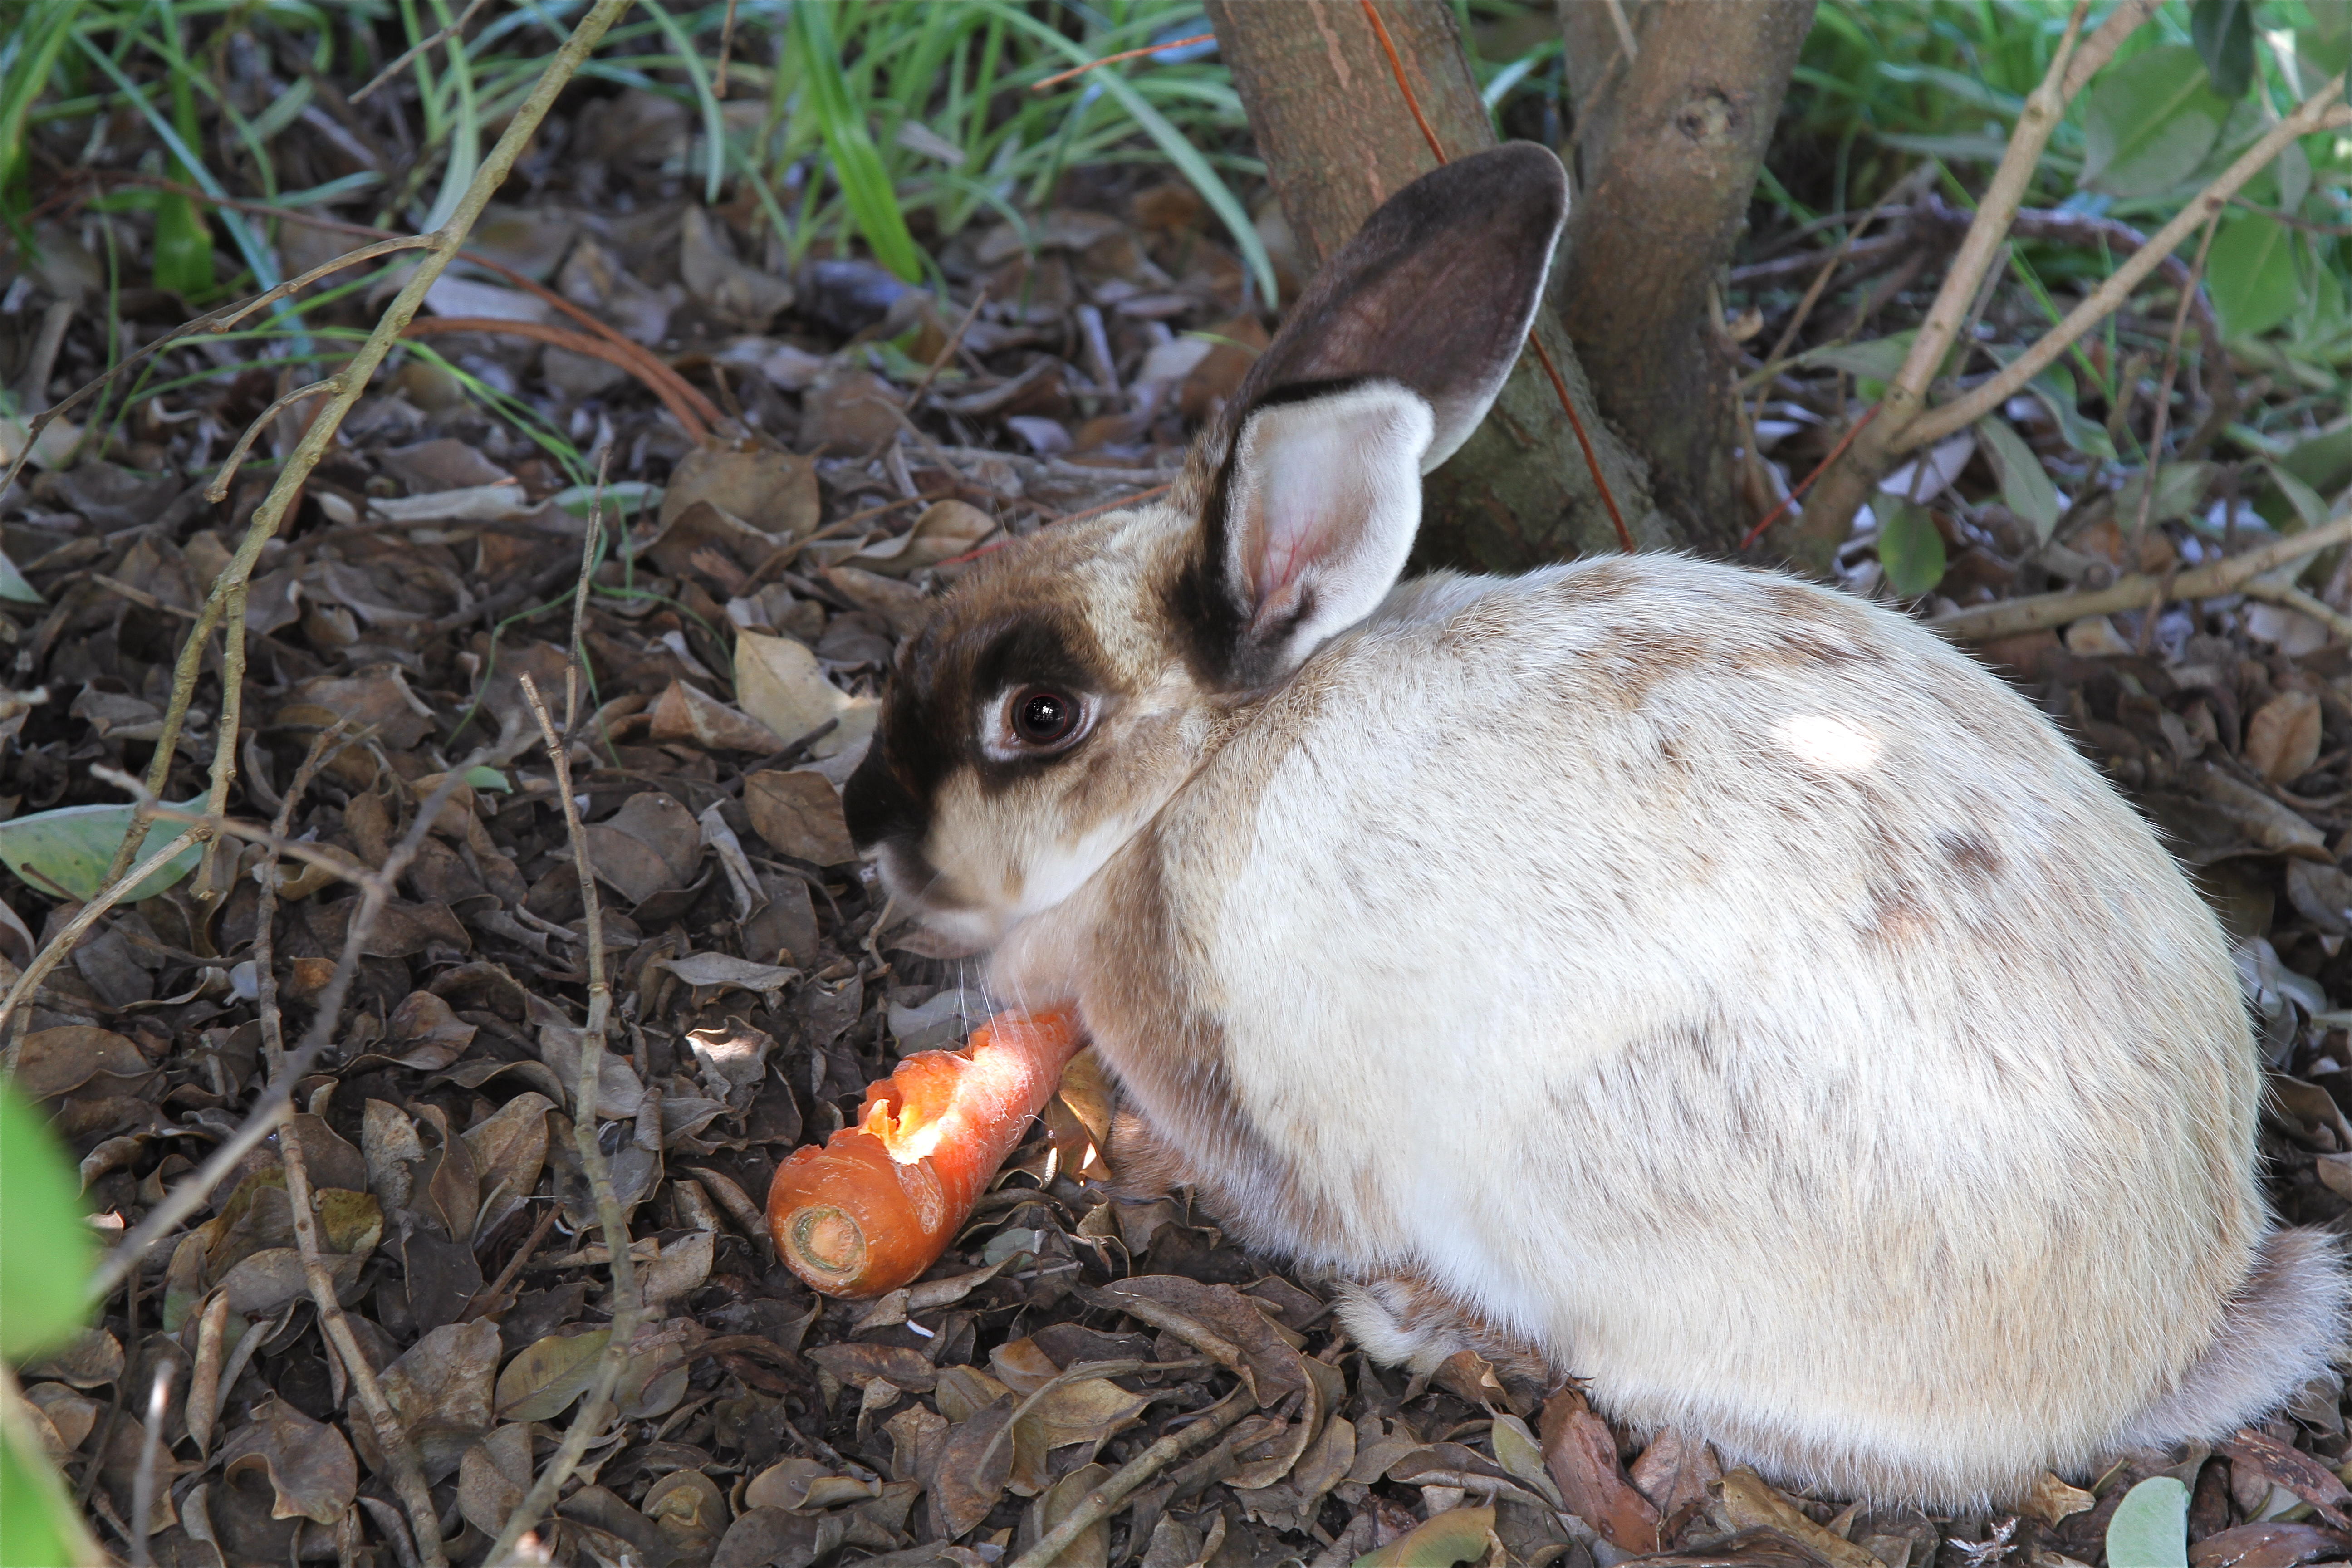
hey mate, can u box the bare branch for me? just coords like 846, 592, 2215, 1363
203, 377, 341, 504
350, 0, 493, 102
1006, 1390, 1255, 1568
1930, 514, 2352, 642
1906, 81, 2350, 447
482, 656, 642, 1561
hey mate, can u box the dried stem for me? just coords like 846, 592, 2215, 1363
1005, 1388, 1254, 1568
2241, 578, 2352, 644
203, 377, 341, 504
252, 729, 350, 1073
1930, 513, 2352, 642
483, 666, 641, 1566
350, 0, 492, 103
1906, 83, 2349, 448
2129, 214, 2220, 548
1789, 72, 2348, 564
282, 1133, 446, 1565
0, 235, 429, 505
83, 765, 483, 1305
89, 0, 629, 912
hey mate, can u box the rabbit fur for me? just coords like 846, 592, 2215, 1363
842, 143, 2346, 1507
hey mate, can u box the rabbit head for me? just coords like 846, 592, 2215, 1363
843, 143, 1570, 949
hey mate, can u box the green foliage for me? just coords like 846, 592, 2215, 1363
2080, 45, 2233, 197
2107, 1477, 2190, 1568
0, 794, 206, 903
2190, 0, 2259, 97
151, 32, 216, 297
0, 1083, 90, 1360
2209, 211, 2303, 340
789, 0, 926, 284
1, 1082, 99, 1568
1876, 499, 1948, 598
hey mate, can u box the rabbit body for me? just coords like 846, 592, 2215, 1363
845, 145, 2345, 1506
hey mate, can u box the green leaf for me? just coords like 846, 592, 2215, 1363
3, 1406, 100, 1568
0, 1083, 92, 1360
152, 55, 214, 297
2207, 214, 2301, 340
2266, 461, 2331, 531
2117, 461, 2218, 530
462, 765, 511, 794
2190, 0, 2256, 98
1795, 333, 1916, 383
0, 550, 40, 604
1975, 417, 2062, 542
2107, 1476, 2190, 1568
2080, 45, 2229, 197
793, 2, 926, 284
1355, 1506, 1496, 1568
1877, 499, 1947, 598
0, 795, 206, 903
0, 2, 81, 208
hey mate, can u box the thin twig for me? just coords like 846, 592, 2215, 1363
87, 0, 628, 916
565, 449, 612, 736
1930, 513, 2352, 642
1740, 405, 1879, 550
79, 172, 726, 431
2129, 213, 2220, 550
973, 1358, 1208, 1480
1602, 0, 1640, 61
402, 318, 712, 441
484, 668, 642, 1565
2242, 578, 2352, 644
1357, 0, 1635, 552
252, 728, 352, 1075
0, 234, 429, 505
204, 377, 340, 504
284, 1133, 447, 1566
127, 1356, 176, 1568
351, 0, 493, 103
1906, 82, 2349, 450
1006, 1388, 1254, 1568
714, 0, 742, 96
1032, 32, 1214, 91
82, 765, 485, 1305
907, 289, 989, 408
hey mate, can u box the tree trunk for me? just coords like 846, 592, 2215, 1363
1555, 0, 1815, 552
1205, 0, 1666, 571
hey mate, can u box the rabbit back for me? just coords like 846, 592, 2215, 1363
1013, 549, 2291, 1504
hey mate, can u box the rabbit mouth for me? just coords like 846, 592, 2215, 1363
869, 838, 1007, 956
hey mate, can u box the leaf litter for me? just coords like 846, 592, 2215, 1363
5, 21, 2352, 1568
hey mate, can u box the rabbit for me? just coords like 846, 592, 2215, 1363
841, 142, 2347, 1508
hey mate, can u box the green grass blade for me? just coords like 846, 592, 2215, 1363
641, 0, 727, 207
0, 0, 82, 215
973, 3, 1276, 305
792, 0, 924, 284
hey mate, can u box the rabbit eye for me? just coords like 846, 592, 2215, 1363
1009, 687, 1083, 748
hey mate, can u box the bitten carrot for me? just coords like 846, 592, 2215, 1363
766, 1010, 1082, 1298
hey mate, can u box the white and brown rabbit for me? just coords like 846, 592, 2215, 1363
842, 143, 2345, 1506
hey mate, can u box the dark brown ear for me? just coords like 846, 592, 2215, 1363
1232, 142, 1568, 470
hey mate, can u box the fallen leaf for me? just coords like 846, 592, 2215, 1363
2244, 691, 2323, 784
2022, 1470, 2096, 1526
218, 1396, 357, 1524
649, 680, 785, 753
13, 1026, 152, 1100
744, 770, 856, 864
368, 1319, 500, 1479
657, 951, 801, 995
926, 1392, 1016, 1540
580, 790, 703, 905
1540, 1389, 1663, 1553
1354, 1506, 1497, 1568
456, 1423, 535, 1539
644, 1470, 732, 1561
1715, 1468, 1881, 1568
496, 1328, 612, 1421
661, 442, 819, 539
735, 631, 877, 760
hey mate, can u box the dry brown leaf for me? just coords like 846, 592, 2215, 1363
218, 1395, 357, 1524
456, 1423, 535, 1539
735, 632, 877, 761
744, 769, 856, 864
13, 1026, 151, 1100
495, 1327, 610, 1421
366, 1318, 499, 1478
1715, 1468, 1882, 1568
1539, 1389, 1663, 1553
644, 1470, 732, 1561
580, 789, 703, 904
660, 441, 819, 539
926, 1392, 1016, 1540
2245, 690, 2324, 784
649, 679, 785, 753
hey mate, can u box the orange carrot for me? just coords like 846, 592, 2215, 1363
766, 1010, 1082, 1298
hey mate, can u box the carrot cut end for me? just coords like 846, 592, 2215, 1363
789, 1206, 867, 1280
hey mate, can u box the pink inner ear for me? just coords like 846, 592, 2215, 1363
1229, 388, 1431, 643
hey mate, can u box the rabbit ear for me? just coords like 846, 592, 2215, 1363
1233, 142, 1569, 470
1191, 378, 1433, 687
1171, 144, 1568, 689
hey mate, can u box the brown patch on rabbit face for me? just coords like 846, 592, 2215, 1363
845, 506, 1209, 944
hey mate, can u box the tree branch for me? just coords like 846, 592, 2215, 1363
1906, 81, 2350, 448
1930, 514, 2352, 642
